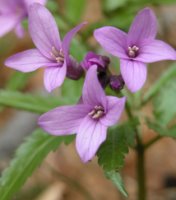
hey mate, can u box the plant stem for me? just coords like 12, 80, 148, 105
125, 99, 147, 200
136, 137, 146, 200
144, 135, 161, 149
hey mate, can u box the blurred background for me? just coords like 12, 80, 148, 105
1, 0, 176, 199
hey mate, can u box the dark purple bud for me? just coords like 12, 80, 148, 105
110, 75, 125, 91
81, 51, 110, 71
98, 71, 110, 89
66, 56, 84, 80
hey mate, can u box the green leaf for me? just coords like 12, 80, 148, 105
0, 129, 74, 200
106, 170, 128, 197
0, 90, 64, 114
97, 121, 137, 171
65, 0, 86, 23
153, 78, 176, 126
146, 120, 176, 138
0, 78, 84, 113
142, 63, 176, 105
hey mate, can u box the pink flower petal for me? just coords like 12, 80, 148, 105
24, 0, 47, 9
76, 116, 107, 162
38, 104, 90, 136
44, 61, 66, 92
62, 22, 87, 60
137, 39, 176, 63
28, 3, 61, 59
0, 0, 16, 13
100, 96, 126, 126
0, 14, 19, 37
128, 8, 157, 45
15, 23, 25, 38
82, 65, 107, 108
120, 59, 147, 93
94, 26, 128, 59
5, 49, 54, 72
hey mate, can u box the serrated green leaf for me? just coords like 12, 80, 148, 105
65, 0, 86, 23
146, 120, 176, 138
106, 170, 128, 197
153, 78, 176, 126
0, 129, 74, 200
97, 121, 137, 171
0, 90, 64, 114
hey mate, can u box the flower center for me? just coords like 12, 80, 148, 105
88, 105, 105, 119
50, 46, 64, 64
128, 45, 139, 58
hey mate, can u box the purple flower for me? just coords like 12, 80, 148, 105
0, 0, 47, 38
5, 3, 86, 92
94, 8, 176, 92
81, 51, 110, 71
38, 66, 126, 162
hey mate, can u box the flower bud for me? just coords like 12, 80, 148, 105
66, 56, 84, 80
109, 75, 125, 91
81, 52, 110, 71
98, 71, 110, 88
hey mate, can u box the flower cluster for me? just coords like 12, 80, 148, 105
3, 3, 176, 162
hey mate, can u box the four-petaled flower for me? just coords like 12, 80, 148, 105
38, 66, 126, 162
5, 3, 86, 92
0, 0, 47, 38
94, 8, 176, 92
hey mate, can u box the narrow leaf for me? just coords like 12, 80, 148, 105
0, 90, 64, 114
0, 129, 74, 200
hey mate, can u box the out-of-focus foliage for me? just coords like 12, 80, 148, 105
153, 78, 176, 126
5, 72, 33, 91
142, 64, 176, 105
0, 129, 74, 200
0, 90, 62, 113
65, 0, 86, 24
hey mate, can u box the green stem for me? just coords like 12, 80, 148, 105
136, 140, 146, 200
125, 101, 147, 200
